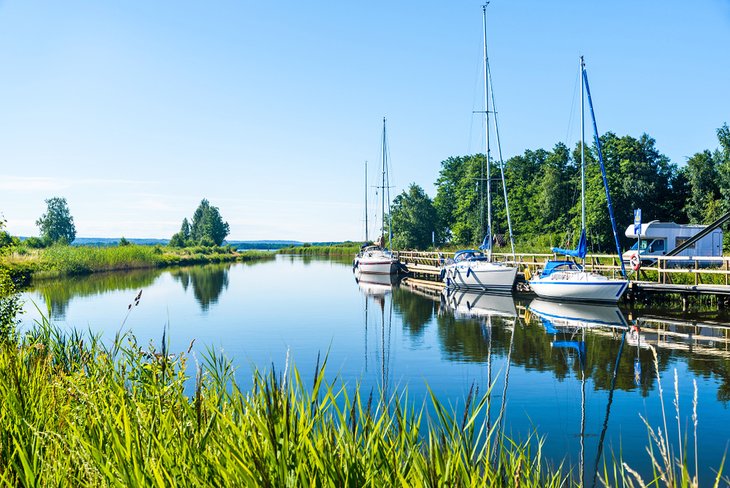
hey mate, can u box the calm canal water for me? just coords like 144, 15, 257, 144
20, 255, 730, 484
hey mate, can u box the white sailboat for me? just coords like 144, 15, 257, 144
354, 118, 401, 275
529, 57, 628, 303
442, 5, 517, 292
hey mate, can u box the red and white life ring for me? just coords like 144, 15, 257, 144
630, 253, 641, 271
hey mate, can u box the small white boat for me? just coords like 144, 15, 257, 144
441, 11, 517, 293
530, 57, 629, 304
441, 288, 517, 320
354, 245, 400, 275
529, 261, 628, 303
442, 250, 517, 292
353, 118, 402, 276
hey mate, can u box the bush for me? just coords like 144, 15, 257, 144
0, 268, 21, 341
24, 236, 46, 249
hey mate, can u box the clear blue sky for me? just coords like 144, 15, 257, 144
1, 1, 728, 241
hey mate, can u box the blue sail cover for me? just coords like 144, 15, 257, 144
478, 233, 490, 251
551, 229, 587, 259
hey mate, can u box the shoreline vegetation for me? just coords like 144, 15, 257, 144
0, 314, 720, 486
0, 244, 274, 285
278, 242, 362, 256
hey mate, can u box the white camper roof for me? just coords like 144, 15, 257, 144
625, 221, 707, 239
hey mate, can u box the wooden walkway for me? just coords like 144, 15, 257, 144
395, 250, 730, 305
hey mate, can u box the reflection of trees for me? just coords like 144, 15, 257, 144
30, 268, 162, 319
391, 288, 436, 337
170, 264, 230, 312
436, 313, 513, 363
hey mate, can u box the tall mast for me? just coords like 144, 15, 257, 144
482, 4, 492, 257
580, 56, 586, 232
364, 161, 369, 242
381, 117, 387, 247
583, 61, 628, 278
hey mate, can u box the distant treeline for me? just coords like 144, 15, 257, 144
389, 125, 730, 252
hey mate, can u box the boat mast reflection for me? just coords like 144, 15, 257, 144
528, 298, 629, 487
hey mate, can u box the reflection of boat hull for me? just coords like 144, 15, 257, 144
354, 268, 400, 295
528, 298, 627, 330
443, 262, 517, 292
530, 272, 627, 303
442, 289, 517, 319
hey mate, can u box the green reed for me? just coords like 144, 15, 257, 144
0, 317, 565, 487
279, 243, 362, 256
1, 245, 273, 281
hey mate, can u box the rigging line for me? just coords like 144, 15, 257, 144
467, 28, 484, 158
486, 59, 516, 257
564, 68, 581, 151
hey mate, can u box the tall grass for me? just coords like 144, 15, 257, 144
279, 244, 362, 256
1, 245, 273, 280
0, 316, 566, 487
598, 345, 727, 488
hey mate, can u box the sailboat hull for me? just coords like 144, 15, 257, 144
443, 262, 517, 292
355, 250, 400, 275
529, 272, 628, 303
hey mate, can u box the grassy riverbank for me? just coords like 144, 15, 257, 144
0, 318, 718, 487
0, 244, 273, 283
0, 318, 564, 486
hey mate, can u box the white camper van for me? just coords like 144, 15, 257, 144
622, 221, 723, 263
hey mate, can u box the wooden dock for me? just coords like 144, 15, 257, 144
395, 250, 730, 309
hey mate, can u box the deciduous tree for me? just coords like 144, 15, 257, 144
36, 197, 76, 244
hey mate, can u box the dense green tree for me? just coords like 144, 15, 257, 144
390, 184, 438, 249
716, 123, 730, 216
190, 199, 230, 246
683, 150, 720, 224
169, 232, 186, 248
579, 132, 679, 250
36, 197, 76, 244
434, 154, 513, 247
180, 218, 191, 241
434, 130, 693, 252
537, 143, 575, 234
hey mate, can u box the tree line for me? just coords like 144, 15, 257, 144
389, 124, 730, 252
0, 197, 230, 249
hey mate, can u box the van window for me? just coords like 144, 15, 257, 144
630, 240, 649, 251
649, 239, 665, 252
675, 237, 695, 249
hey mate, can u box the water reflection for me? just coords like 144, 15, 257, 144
19, 257, 730, 484
29, 268, 163, 319
528, 298, 629, 487
353, 269, 402, 297
360, 291, 394, 401
29, 263, 234, 316
170, 264, 230, 312
441, 289, 517, 320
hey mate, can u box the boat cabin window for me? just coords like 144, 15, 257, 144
540, 260, 583, 277
454, 250, 485, 263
